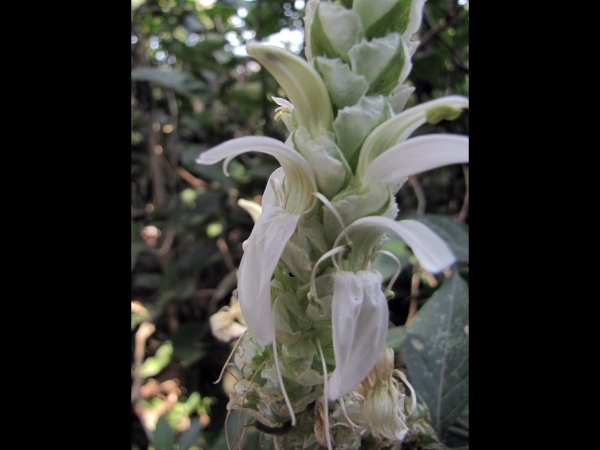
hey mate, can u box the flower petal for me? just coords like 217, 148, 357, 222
339, 216, 455, 274
357, 95, 469, 179
328, 270, 389, 400
247, 43, 334, 138
196, 136, 316, 214
362, 134, 469, 190
238, 203, 302, 347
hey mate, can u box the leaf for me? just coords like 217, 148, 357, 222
404, 272, 469, 439
385, 326, 406, 351
178, 417, 202, 450
131, 241, 147, 271
153, 415, 175, 450
402, 214, 469, 263
131, 67, 206, 97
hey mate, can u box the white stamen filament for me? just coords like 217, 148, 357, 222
317, 340, 333, 450
366, 250, 402, 298
309, 246, 346, 301
339, 397, 361, 431
311, 192, 350, 245
269, 177, 285, 208
271, 298, 296, 426
396, 370, 418, 418
214, 329, 247, 384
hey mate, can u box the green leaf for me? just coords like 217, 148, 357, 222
401, 214, 469, 263
404, 272, 469, 439
385, 326, 406, 350
131, 67, 206, 97
178, 418, 202, 450
153, 415, 175, 450
131, 241, 147, 271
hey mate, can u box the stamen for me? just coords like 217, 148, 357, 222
214, 329, 247, 384
311, 192, 350, 245
317, 340, 333, 450
396, 370, 418, 418
310, 246, 346, 301
271, 298, 296, 426
269, 177, 285, 208
366, 250, 402, 298
339, 397, 362, 432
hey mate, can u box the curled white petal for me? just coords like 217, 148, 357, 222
337, 216, 455, 274
363, 134, 469, 190
328, 270, 389, 401
196, 136, 316, 214
357, 95, 469, 179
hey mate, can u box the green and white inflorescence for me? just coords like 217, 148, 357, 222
197, 1, 468, 448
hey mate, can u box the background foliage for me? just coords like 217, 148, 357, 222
131, 1, 469, 449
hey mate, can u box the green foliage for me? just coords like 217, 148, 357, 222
131, 0, 468, 448
404, 271, 469, 440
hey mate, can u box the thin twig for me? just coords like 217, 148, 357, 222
176, 166, 206, 187
217, 236, 236, 272
457, 164, 469, 223
406, 266, 421, 325
418, 9, 469, 50
409, 175, 427, 215
148, 103, 167, 209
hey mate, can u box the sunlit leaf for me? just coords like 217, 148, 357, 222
131, 67, 206, 97
140, 341, 173, 378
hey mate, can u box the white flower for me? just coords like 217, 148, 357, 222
197, 43, 469, 358
325, 216, 455, 401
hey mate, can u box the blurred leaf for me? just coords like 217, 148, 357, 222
171, 322, 206, 366
131, 67, 206, 97
158, 279, 197, 306
174, 242, 220, 275
134, 273, 164, 290
228, 81, 262, 104
178, 417, 202, 450
385, 326, 406, 351
246, 161, 281, 180
168, 191, 222, 231
140, 341, 173, 378
153, 415, 175, 450
404, 272, 469, 439
131, 241, 147, 271
402, 214, 469, 263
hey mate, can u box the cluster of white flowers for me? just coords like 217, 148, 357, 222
198, 1, 468, 448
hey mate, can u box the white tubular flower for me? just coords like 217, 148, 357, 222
196, 139, 317, 347
326, 216, 455, 401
